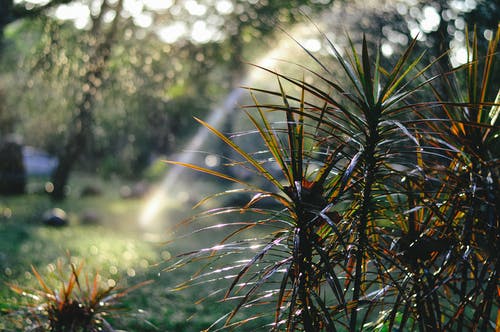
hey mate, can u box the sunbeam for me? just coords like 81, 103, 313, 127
139, 24, 317, 228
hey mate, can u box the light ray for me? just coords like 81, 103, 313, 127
139, 24, 315, 227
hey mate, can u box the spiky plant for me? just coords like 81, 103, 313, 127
7, 256, 151, 331
165, 26, 499, 331
404, 26, 499, 331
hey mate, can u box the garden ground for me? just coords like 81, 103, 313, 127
0, 172, 241, 331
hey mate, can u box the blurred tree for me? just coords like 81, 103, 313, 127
51, 0, 124, 200
45, 0, 336, 197
0, 0, 73, 50
0, 0, 74, 147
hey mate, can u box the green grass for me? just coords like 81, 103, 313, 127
0, 172, 241, 331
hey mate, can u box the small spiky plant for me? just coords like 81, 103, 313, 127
165, 26, 499, 331
7, 256, 150, 331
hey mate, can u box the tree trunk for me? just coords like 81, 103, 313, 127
51, 94, 93, 199
50, 0, 123, 200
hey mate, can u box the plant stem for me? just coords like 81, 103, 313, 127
297, 208, 315, 331
350, 126, 378, 331
458, 174, 475, 332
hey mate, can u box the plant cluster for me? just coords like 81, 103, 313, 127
166, 26, 499, 331
5, 255, 150, 331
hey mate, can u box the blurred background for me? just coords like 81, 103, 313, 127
0, 0, 498, 330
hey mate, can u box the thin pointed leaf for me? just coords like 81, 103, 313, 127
224, 236, 284, 299
245, 98, 292, 184
164, 160, 250, 187
361, 35, 375, 107
30, 266, 54, 296
194, 118, 284, 190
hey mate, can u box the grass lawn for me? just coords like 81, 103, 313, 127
0, 172, 247, 331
